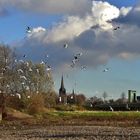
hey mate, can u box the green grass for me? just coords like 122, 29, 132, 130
3, 110, 140, 127
46, 110, 140, 118
41, 111, 140, 127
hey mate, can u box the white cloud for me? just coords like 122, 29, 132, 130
92, 1, 120, 21
116, 2, 140, 27
91, 1, 120, 30
27, 26, 47, 38
45, 1, 122, 43
120, 7, 132, 16
46, 16, 94, 43
15, 1, 140, 72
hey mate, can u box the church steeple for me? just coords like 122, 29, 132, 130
59, 75, 67, 104
60, 75, 64, 89
59, 75, 66, 96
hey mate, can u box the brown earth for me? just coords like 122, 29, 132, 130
0, 125, 140, 140
1, 109, 140, 139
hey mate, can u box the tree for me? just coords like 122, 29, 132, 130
43, 91, 57, 108
102, 91, 108, 102
0, 45, 15, 118
121, 92, 126, 103
0, 44, 55, 114
76, 94, 86, 106
86, 96, 103, 108
108, 99, 114, 104
27, 93, 45, 115
0, 45, 15, 93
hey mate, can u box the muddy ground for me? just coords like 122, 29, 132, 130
0, 125, 140, 140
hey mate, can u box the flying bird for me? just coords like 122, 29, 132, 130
45, 54, 49, 58
76, 52, 83, 57
72, 52, 82, 62
46, 66, 51, 71
63, 43, 68, 48
74, 56, 78, 60
40, 61, 45, 65
72, 59, 77, 66
23, 54, 26, 58
81, 65, 87, 70
26, 26, 32, 33
70, 63, 75, 68
103, 68, 109, 72
69, 52, 83, 68
113, 26, 120, 31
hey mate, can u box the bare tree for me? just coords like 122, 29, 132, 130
76, 94, 86, 106
102, 91, 108, 102
0, 45, 15, 118
121, 92, 126, 103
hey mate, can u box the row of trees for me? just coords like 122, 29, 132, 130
86, 92, 127, 109
102, 91, 126, 103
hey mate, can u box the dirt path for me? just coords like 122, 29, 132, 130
0, 126, 140, 140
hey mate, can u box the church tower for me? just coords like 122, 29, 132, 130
59, 75, 67, 104
70, 89, 76, 104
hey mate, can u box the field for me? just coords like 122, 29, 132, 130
1, 125, 140, 140
1, 110, 140, 139
2, 110, 140, 127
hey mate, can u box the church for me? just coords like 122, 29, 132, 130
59, 76, 76, 104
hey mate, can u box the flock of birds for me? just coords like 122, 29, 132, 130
0, 24, 121, 100
0, 50, 53, 99
26, 24, 120, 73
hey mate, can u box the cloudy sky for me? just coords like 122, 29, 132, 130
0, 0, 139, 99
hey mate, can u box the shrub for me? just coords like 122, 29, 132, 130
27, 93, 45, 115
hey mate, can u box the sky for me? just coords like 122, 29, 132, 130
0, 0, 139, 99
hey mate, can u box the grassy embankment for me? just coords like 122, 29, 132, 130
3, 109, 140, 127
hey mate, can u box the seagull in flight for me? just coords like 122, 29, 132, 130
26, 26, 32, 33
46, 65, 51, 71
103, 68, 109, 72
63, 43, 68, 48
23, 54, 27, 58
81, 65, 87, 70
113, 26, 120, 31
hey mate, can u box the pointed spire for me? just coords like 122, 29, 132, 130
60, 75, 64, 89
59, 75, 66, 96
